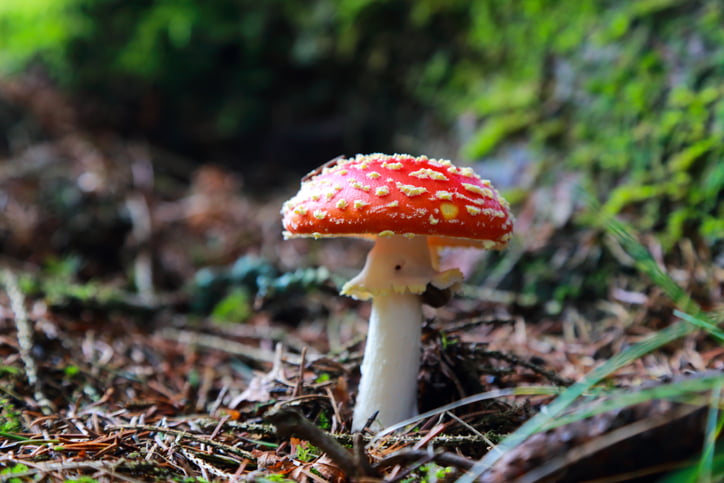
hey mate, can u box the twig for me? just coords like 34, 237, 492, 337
386, 451, 436, 482
196, 415, 496, 449
1, 268, 55, 414
480, 349, 573, 386
265, 406, 380, 479
181, 447, 238, 481
0, 458, 148, 483
445, 411, 499, 455
160, 328, 302, 365
125, 193, 155, 304
292, 346, 308, 398
353, 433, 378, 477
441, 317, 515, 334
107, 424, 256, 460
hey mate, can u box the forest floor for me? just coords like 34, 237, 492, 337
0, 78, 722, 482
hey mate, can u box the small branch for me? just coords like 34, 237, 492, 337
107, 424, 255, 460
265, 406, 380, 479
0, 457, 150, 483
440, 317, 515, 334
125, 193, 155, 304
160, 328, 302, 365
1, 268, 55, 413
478, 349, 573, 386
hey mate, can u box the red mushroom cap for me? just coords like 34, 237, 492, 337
281, 153, 514, 249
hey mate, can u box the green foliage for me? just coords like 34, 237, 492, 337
0, 0, 90, 77
316, 410, 331, 430
658, 444, 724, 483
314, 373, 331, 384
452, 0, 723, 249
0, 463, 30, 483
401, 463, 454, 483
293, 441, 320, 463
256, 475, 295, 483
18, 259, 116, 308
211, 287, 252, 323
0, 398, 22, 433
0, 0, 477, 160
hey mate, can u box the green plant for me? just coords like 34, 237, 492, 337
456, 213, 724, 482
65, 477, 101, 483
0, 398, 22, 433
211, 287, 252, 324
293, 441, 320, 463
0, 463, 30, 483
256, 475, 294, 483
402, 463, 454, 483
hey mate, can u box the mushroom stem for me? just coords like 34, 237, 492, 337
345, 235, 442, 431
344, 235, 462, 431
352, 291, 422, 431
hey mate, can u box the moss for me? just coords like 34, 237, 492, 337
454, 0, 723, 250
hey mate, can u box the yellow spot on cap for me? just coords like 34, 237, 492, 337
382, 161, 403, 170
386, 200, 399, 208
429, 215, 439, 225
336, 199, 348, 210
459, 167, 477, 178
366, 171, 381, 179
293, 206, 307, 215
409, 168, 448, 181
462, 183, 491, 197
375, 186, 390, 197
325, 190, 336, 200
378, 230, 396, 237
354, 200, 369, 209
311, 194, 321, 201
396, 182, 428, 197
440, 202, 459, 220
349, 180, 371, 191
466, 205, 482, 215
435, 190, 453, 200
481, 208, 506, 218
313, 210, 327, 220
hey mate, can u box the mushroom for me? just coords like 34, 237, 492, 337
281, 153, 513, 431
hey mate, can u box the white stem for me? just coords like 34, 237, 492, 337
344, 235, 462, 431
352, 292, 422, 431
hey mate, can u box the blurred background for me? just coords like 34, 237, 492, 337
0, 4, 723, 479
0, 0, 722, 305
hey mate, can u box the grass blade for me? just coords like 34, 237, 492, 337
541, 373, 724, 432
456, 321, 695, 482
694, 381, 723, 483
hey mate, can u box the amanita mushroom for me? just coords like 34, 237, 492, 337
281, 153, 513, 431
